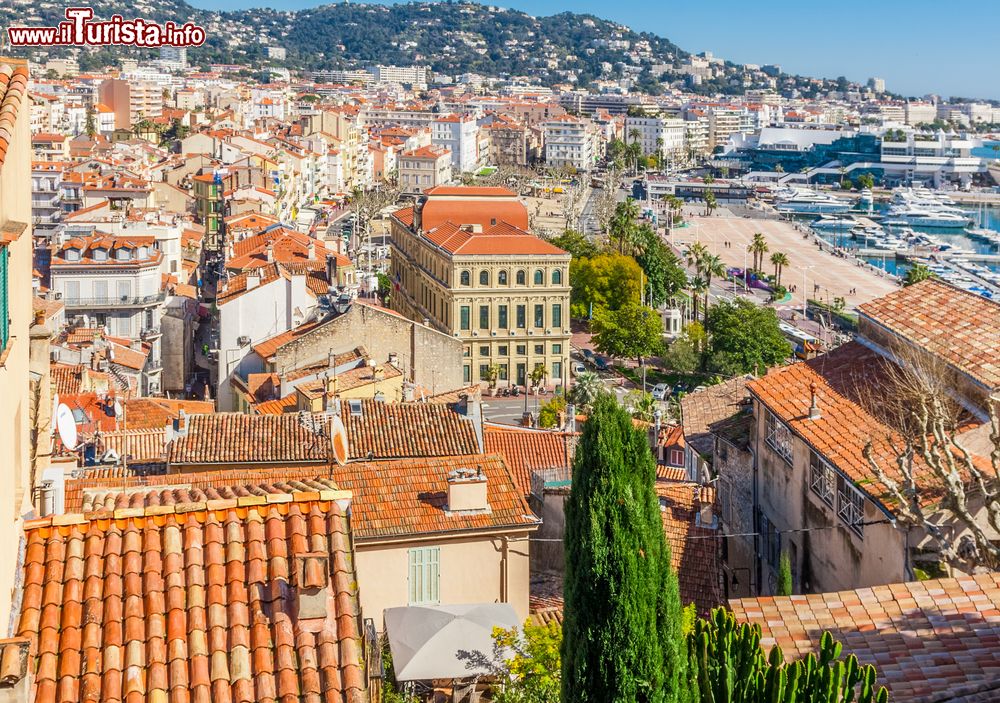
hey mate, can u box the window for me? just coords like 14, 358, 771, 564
93, 280, 108, 302
117, 280, 131, 301
765, 411, 793, 464
552, 361, 562, 381
479, 345, 490, 357
516, 344, 526, 355
516, 270, 526, 285
408, 547, 440, 605
669, 449, 684, 466
93, 248, 107, 261
533, 269, 544, 285
463, 365, 471, 383
516, 305, 526, 328
552, 304, 562, 328
479, 270, 489, 286
837, 476, 866, 536
460, 270, 470, 286
479, 364, 491, 381
760, 513, 781, 568
498, 305, 508, 329
462, 346, 470, 358
498, 345, 508, 356
534, 304, 544, 328
479, 306, 489, 330
552, 343, 562, 354
0, 247, 7, 349
498, 270, 508, 285
534, 344, 544, 355
552, 269, 562, 285
499, 364, 509, 380
809, 451, 835, 506
460, 306, 470, 331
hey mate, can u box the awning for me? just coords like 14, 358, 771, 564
384, 603, 520, 681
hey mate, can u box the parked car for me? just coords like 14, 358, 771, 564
572, 362, 587, 376
651, 383, 670, 401
594, 356, 610, 371
582, 348, 594, 360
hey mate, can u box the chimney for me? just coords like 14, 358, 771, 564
292, 551, 331, 620
173, 409, 188, 437
0, 637, 33, 702
266, 241, 274, 262
696, 487, 714, 527
246, 272, 260, 290
413, 197, 424, 232
307, 239, 316, 260
565, 403, 576, 433
402, 381, 415, 402
325, 253, 337, 284
447, 466, 489, 513
808, 382, 821, 420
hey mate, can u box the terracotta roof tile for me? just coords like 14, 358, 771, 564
17, 494, 367, 703
858, 280, 1000, 390
0, 59, 30, 168
483, 425, 576, 496
730, 573, 1000, 703
657, 482, 724, 615
681, 375, 753, 457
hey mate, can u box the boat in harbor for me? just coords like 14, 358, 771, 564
810, 214, 859, 230
883, 208, 973, 228
774, 186, 853, 214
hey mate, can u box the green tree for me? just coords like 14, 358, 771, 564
569, 254, 643, 318
376, 272, 392, 303
705, 298, 791, 376
635, 227, 687, 308
703, 190, 717, 216
538, 394, 568, 428
591, 303, 663, 363
777, 552, 793, 597
663, 333, 701, 375
609, 199, 640, 254
530, 363, 548, 390
855, 172, 875, 190
486, 621, 563, 703
769, 251, 789, 288
624, 389, 657, 422
699, 253, 727, 324
903, 262, 934, 286
747, 232, 769, 274
550, 229, 600, 259
562, 395, 687, 702
569, 370, 606, 411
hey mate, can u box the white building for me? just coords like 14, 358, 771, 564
265, 46, 287, 61
432, 114, 480, 174
624, 116, 686, 165
543, 115, 595, 171
399, 145, 453, 194
368, 65, 429, 87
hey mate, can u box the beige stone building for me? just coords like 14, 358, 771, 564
390, 186, 571, 389
399, 144, 452, 194
0, 59, 46, 626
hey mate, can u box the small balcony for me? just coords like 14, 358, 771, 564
61, 292, 167, 309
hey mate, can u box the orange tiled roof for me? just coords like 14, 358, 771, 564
657, 481, 723, 615
122, 398, 216, 430
746, 342, 983, 510
98, 427, 167, 463
857, 280, 1000, 390
50, 362, 86, 395
339, 400, 480, 459
729, 573, 1000, 702
484, 425, 576, 496
0, 60, 30, 165
74, 455, 537, 542
17, 490, 366, 703
681, 375, 752, 457
420, 220, 568, 257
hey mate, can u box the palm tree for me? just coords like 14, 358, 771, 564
689, 274, 707, 323
703, 190, 717, 216
770, 252, 790, 288
628, 128, 642, 174
685, 241, 708, 272
748, 232, 769, 273
570, 371, 605, 411
700, 253, 727, 324
610, 199, 640, 254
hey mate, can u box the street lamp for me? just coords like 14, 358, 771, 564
802, 265, 815, 317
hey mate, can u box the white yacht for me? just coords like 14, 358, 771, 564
811, 214, 858, 230
883, 208, 973, 228
774, 186, 853, 214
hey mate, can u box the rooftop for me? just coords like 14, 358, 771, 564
14, 490, 367, 703
730, 573, 1000, 703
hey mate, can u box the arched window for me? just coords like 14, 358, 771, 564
552, 269, 563, 285
479, 270, 489, 286
460, 270, 470, 286
498, 270, 508, 285
533, 269, 544, 285
516, 270, 526, 285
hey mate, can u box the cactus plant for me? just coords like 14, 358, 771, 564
686, 609, 889, 703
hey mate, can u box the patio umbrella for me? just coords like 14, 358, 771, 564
384, 603, 520, 681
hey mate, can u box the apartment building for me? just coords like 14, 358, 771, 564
97, 78, 162, 129
368, 64, 429, 87
542, 115, 595, 171
0, 58, 41, 627
745, 281, 999, 597
31, 161, 68, 238
390, 186, 571, 389
483, 115, 532, 167
399, 144, 453, 194
707, 106, 744, 150
624, 115, 687, 164
432, 114, 480, 173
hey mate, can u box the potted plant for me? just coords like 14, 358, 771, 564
486, 363, 501, 396
530, 363, 547, 394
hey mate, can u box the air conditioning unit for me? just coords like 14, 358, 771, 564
527, 330, 534, 335
53, 292, 63, 300
545, 329, 551, 335
491, 330, 497, 336
472, 331, 478, 336
237, 335, 251, 347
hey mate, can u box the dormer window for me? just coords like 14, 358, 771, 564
92, 248, 108, 261
116, 248, 130, 261
138, 246, 148, 259
65, 248, 81, 262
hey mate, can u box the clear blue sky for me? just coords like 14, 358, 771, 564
186, 0, 1000, 100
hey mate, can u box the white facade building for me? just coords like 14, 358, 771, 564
543, 115, 595, 171
624, 116, 686, 164
432, 114, 480, 173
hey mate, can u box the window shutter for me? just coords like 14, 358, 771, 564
0, 248, 8, 349
408, 547, 440, 605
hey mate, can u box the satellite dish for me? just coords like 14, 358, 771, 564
113, 400, 123, 418
330, 414, 348, 466
51, 393, 60, 433
56, 404, 78, 451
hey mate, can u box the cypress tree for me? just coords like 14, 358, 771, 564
562, 395, 687, 703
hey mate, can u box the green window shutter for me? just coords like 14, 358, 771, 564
407, 547, 440, 605
0, 247, 8, 349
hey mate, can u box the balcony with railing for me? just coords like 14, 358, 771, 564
62, 292, 167, 309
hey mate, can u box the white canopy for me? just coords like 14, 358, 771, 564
384, 603, 520, 681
